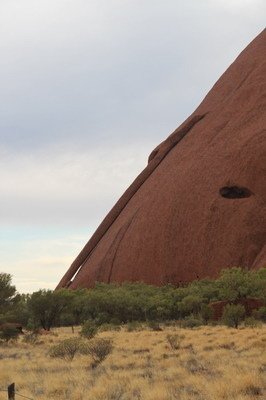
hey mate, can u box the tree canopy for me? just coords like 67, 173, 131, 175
0, 267, 265, 330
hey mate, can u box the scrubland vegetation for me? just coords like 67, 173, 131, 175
1, 267, 265, 332
0, 325, 265, 400
0, 267, 265, 399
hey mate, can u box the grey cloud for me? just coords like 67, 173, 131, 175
0, 1, 264, 152
0, 0, 265, 227
0, 145, 148, 227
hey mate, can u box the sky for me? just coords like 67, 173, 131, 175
0, 0, 265, 293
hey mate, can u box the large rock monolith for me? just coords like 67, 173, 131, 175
57, 30, 266, 289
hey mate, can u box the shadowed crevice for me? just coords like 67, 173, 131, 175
219, 186, 253, 199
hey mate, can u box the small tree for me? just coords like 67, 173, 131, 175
218, 267, 253, 302
179, 295, 203, 317
0, 273, 17, 314
80, 320, 98, 339
27, 289, 71, 330
9, 293, 31, 326
222, 304, 245, 328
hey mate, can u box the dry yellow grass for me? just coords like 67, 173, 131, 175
0, 325, 265, 400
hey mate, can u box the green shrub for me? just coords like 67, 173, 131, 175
80, 338, 113, 367
49, 337, 85, 361
0, 326, 20, 342
109, 317, 121, 326
22, 332, 39, 344
244, 317, 262, 328
222, 304, 245, 328
99, 323, 121, 332
200, 304, 213, 324
180, 295, 203, 316
181, 317, 202, 329
254, 306, 266, 322
93, 312, 110, 326
126, 321, 142, 332
80, 320, 98, 339
166, 334, 184, 350
147, 321, 162, 331
26, 318, 40, 332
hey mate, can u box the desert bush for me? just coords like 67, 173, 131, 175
244, 317, 262, 328
127, 321, 142, 332
0, 326, 20, 342
254, 306, 266, 322
200, 304, 213, 324
243, 385, 263, 396
22, 332, 39, 344
26, 318, 40, 332
166, 334, 184, 350
184, 357, 209, 374
108, 317, 121, 326
181, 317, 202, 329
179, 295, 203, 316
219, 341, 235, 350
147, 321, 162, 331
99, 323, 121, 332
222, 304, 245, 328
80, 320, 98, 339
49, 337, 85, 361
80, 338, 113, 367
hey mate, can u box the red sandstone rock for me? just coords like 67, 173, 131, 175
57, 30, 266, 290
0, 323, 24, 334
210, 298, 264, 320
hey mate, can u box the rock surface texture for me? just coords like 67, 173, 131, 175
57, 30, 266, 289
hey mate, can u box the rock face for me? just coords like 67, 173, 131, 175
57, 30, 266, 290
210, 298, 264, 321
0, 323, 24, 334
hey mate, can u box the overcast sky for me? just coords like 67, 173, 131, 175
0, 0, 265, 292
